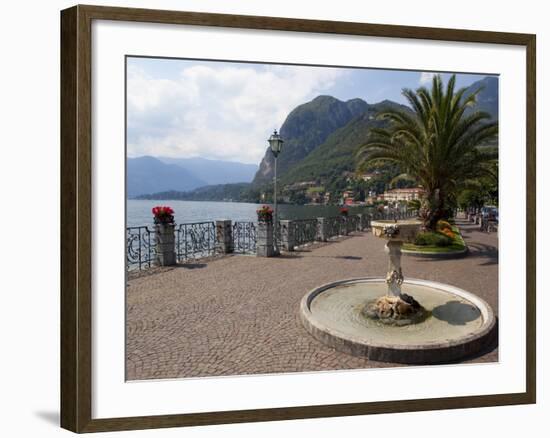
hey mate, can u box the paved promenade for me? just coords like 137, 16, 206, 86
126, 220, 498, 380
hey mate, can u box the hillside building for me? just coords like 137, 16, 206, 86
382, 187, 425, 202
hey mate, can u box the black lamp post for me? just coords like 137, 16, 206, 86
268, 130, 284, 252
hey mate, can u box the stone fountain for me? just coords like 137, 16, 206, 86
300, 218, 497, 364
363, 219, 426, 325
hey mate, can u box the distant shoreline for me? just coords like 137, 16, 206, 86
128, 198, 375, 208
129, 198, 258, 204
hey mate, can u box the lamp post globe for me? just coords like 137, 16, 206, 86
268, 129, 284, 254
268, 129, 284, 157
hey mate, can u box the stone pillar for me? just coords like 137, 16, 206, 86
317, 217, 328, 241
342, 217, 349, 235
216, 220, 234, 254
279, 220, 295, 251
385, 240, 404, 297
257, 221, 276, 257
356, 214, 364, 231
155, 223, 176, 266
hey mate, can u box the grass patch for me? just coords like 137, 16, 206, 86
403, 224, 467, 254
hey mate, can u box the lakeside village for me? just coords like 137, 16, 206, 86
263, 173, 425, 210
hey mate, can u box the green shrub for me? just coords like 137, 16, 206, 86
414, 231, 452, 247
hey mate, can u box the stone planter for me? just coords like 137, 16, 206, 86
154, 223, 176, 266
340, 216, 349, 235
402, 246, 469, 259
356, 214, 366, 231
317, 217, 328, 241
279, 220, 295, 251
257, 220, 277, 257
215, 220, 234, 254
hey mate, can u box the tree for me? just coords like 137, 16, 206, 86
356, 74, 498, 230
457, 188, 486, 212
457, 165, 499, 213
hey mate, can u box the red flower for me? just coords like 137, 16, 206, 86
152, 205, 175, 224
257, 205, 274, 222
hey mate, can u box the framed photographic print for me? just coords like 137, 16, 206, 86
60, 4, 536, 433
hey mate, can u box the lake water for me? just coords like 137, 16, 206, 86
127, 199, 374, 227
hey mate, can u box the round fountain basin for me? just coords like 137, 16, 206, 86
300, 278, 496, 364
371, 219, 422, 243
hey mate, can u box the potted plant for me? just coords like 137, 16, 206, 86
152, 205, 175, 225
257, 205, 274, 223
152, 206, 176, 266
256, 205, 276, 257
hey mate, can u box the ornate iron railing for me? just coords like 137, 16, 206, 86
126, 226, 156, 270
126, 210, 419, 270
324, 216, 344, 239
360, 214, 370, 230
369, 209, 417, 222
233, 221, 257, 254
371, 211, 390, 221
345, 215, 360, 233
176, 221, 217, 261
291, 218, 319, 246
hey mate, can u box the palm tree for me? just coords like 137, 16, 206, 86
357, 74, 498, 230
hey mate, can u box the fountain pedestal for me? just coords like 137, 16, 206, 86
364, 220, 425, 325
385, 240, 404, 296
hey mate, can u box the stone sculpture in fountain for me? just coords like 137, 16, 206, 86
363, 219, 426, 325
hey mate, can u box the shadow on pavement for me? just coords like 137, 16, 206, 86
467, 242, 499, 265
279, 253, 363, 261
176, 263, 208, 269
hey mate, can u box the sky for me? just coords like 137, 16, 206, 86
126, 57, 494, 165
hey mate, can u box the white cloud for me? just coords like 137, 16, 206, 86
127, 63, 347, 164
419, 72, 436, 85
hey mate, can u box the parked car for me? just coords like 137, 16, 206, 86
482, 206, 498, 221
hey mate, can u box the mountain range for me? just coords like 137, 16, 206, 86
252, 96, 370, 186
127, 156, 258, 198
132, 75, 498, 200
252, 76, 498, 188
157, 157, 258, 185
464, 76, 498, 120
279, 100, 407, 186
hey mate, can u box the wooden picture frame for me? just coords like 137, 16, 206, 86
60, 4, 536, 433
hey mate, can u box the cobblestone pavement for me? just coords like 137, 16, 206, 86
126, 220, 498, 380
